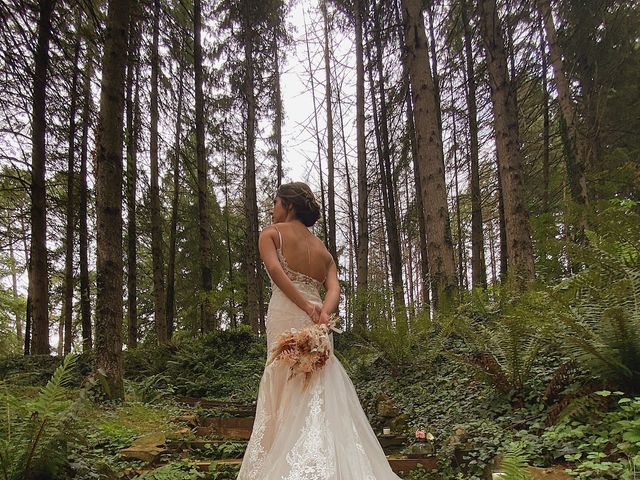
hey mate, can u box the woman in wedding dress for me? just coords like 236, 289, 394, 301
237, 182, 401, 480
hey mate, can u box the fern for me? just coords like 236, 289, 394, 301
0, 354, 84, 480
497, 441, 532, 480
448, 289, 552, 399
554, 229, 640, 393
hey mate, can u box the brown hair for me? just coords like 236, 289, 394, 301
276, 182, 321, 227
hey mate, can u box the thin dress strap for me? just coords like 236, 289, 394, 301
273, 225, 283, 253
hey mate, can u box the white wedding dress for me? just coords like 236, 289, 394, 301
237, 233, 402, 480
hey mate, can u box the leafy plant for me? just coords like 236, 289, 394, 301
125, 373, 176, 404
553, 207, 640, 393
542, 391, 640, 479
0, 354, 84, 480
447, 288, 553, 402
497, 441, 532, 479
135, 461, 205, 479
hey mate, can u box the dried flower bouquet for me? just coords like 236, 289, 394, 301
268, 315, 342, 389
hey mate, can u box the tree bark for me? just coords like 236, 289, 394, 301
354, 0, 369, 331
149, 0, 167, 343
539, 14, 550, 214
244, 25, 261, 335
29, 0, 56, 355
125, 8, 140, 349
222, 155, 237, 329
451, 85, 465, 293
194, 0, 215, 332
394, 0, 430, 310
322, 0, 337, 265
79, 30, 93, 352
166, 45, 184, 340
303, 15, 328, 246
9, 233, 23, 346
95, 0, 131, 400
537, 0, 588, 210
401, 0, 457, 309
462, 0, 487, 290
63, 18, 81, 355
273, 29, 283, 188
478, 0, 535, 288
370, 2, 408, 332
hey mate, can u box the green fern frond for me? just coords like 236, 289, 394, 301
0, 354, 83, 480
497, 441, 531, 480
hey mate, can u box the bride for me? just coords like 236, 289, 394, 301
237, 182, 401, 479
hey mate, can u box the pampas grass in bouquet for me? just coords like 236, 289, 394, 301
268, 314, 342, 390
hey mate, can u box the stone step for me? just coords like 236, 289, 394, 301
194, 416, 409, 447
120, 432, 169, 463
185, 455, 438, 475
387, 456, 438, 474
174, 396, 256, 415
169, 439, 248, 450
195, 416, 255, 440
493, 466, 572, 479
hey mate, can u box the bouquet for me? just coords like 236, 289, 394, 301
268, 314, 342, 389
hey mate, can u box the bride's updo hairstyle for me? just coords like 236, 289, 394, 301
276, 182, 321, 227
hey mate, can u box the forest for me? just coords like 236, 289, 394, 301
0, 0, 639, 478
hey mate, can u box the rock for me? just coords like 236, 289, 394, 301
120, 432, 168, 464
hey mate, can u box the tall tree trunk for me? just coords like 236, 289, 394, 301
497, 167, 508, 281
222, 155, 237, 329
426, 3, 442, 132
479, 0, 535, 288
322, 0, 337, 264
394, 0, 430, 310
244, 27, 260, 335
194, 0, 214, 332
166, 47, 184, 340
95, 0, 130, 400
370, 2, 407, 332
79, 32, 93, 352
9, 234, 23, 346
63, 20, 81, 355
334, 66, 357, 265
462, 0, 487, 290
537, 0, 588, 209
21, 216, 32, 354
29, 0, 56, 355
451, 86, 465, 292
401, 0, 457, 309
539, 14, 550, 214
354, 0, 368, 331
273, 29, 283, 188
125, 10, 140, 349
150, 0, 167, 343
303, 15, 328, 246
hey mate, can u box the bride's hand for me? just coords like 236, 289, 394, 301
317, 310, 330, 326
306, 303, 323, 324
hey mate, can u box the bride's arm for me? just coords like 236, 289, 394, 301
258, 227, 320, 320
321, 260, 340, 319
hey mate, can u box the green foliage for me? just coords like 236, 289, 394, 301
541, 391, 640, 479
135, 461, 205, 479
553, 201, 640, 393
201, 441, 246, 460
498, 441, 532, 480
0, 354, 84, 480
125, 374, 176, 404
164, 329, 266, 400
447, 287, 554, 400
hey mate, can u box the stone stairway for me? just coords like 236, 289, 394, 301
122, 397, 438, 478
